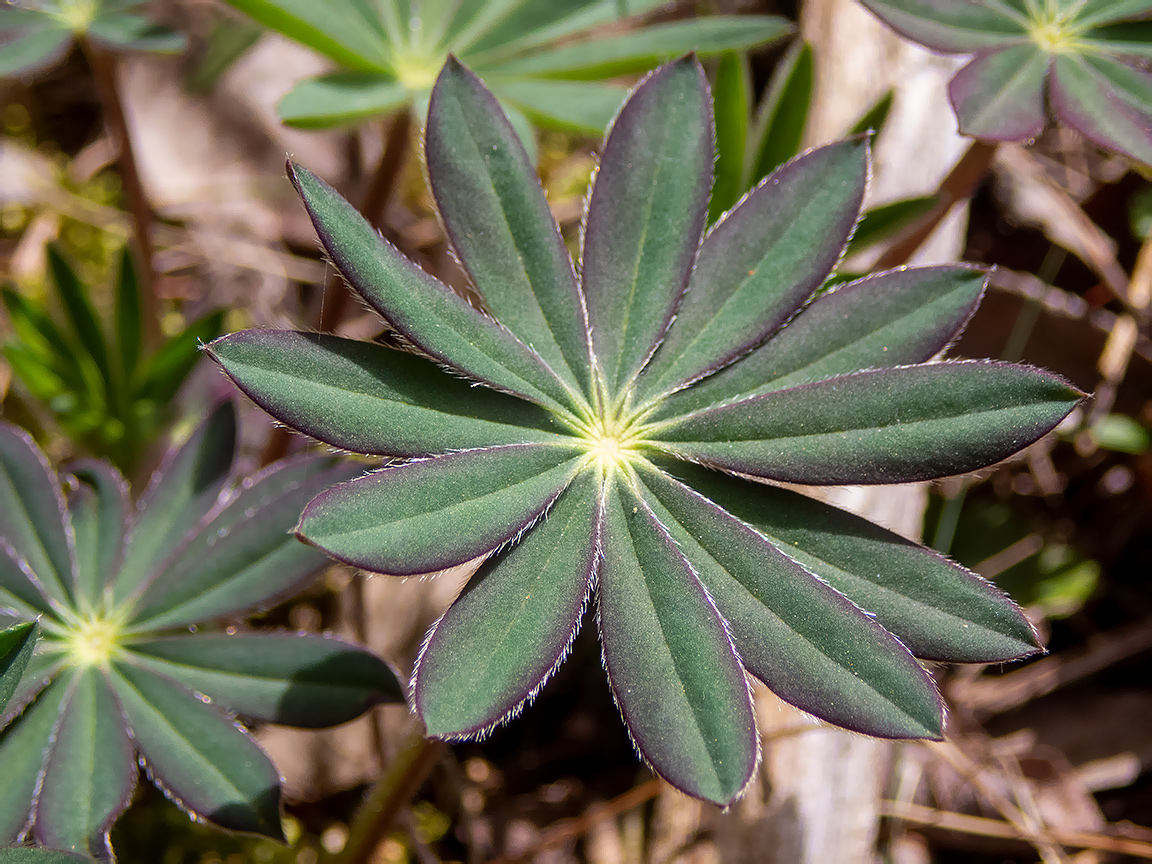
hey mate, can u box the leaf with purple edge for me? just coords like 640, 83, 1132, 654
111, 403, 235, 605
123, 633, 403, 728
649, 361, 1083, 485
426, 58, 591, 396
297, 444, 584, 577
598, 475, 758, 806
656, 265, 987, 419
107, 663, 284, 841
0, 676, 67, 844
634, 463, 944, 738
655, 459, 1042, 663
1050, 53, 1152, 165
635, 137, 869, 403
33, 668, 136, 860
858, 0, 1029, 53
582, 57, 713, 395
289, 163, 583, 418
128, 456, 362, 630
65, 461, 129, 611
415, 469, 601, 738
948, 44, 1050, 141
206, 331, 571, 457
0, 424, 73, 609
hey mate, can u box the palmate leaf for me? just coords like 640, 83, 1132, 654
210, 57, 1083, 806
224, 0, 789, 143
861, 0, 1152, 162
0, 404, 404, 854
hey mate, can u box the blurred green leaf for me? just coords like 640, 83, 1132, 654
709, 51, 751, 223
750, 40, 813, 184
846, 195, 939, 255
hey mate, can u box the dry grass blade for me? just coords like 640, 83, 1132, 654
883, 800, 1152, 859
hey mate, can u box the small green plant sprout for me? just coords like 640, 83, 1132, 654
0, 402, 403, 859
221, 0, 790, 139
2, 246, 223, 474
0, 0, 184, 77
207, 57, 1084, 806
859, 0, 1152, 165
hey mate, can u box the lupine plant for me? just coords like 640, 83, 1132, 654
0, 623, 37, 715
207, 57, 1083, 805
859, 0, 1152, 164
0, 402, 403, 858
2, 246, 223, 475
222, 0, 789, 138
0, 0, 184, 77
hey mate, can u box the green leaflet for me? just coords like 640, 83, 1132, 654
34, 669, 135, 858
0, 677, 67, 843
415, 469, 602, 737
582, 58, 712, 394
598, 475, 757, 805
635, 463, 944, 738
125, 633, 403, 727
650, 362, 1082, 485
108, 663, 284, 839
298, 444, 584, 575
427, 60, 591, 395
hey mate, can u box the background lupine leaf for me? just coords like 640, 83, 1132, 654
948, 43, 1049, 139
599, 477, 757, 805
636, 136, 868, 402
582, 58, 712, 394
856, 0, 1028, 51
845, 195, 938, 255
213, 0, 392, 70
635, 464, 944, 738
125, 634, 403, 727
33, 669, 135, 860
0, 26, 71, 78
112, 404, 236, 604
0, 623, 38, 716
65, 461, 130, 610
297, 444, 583, 576
862, 0, 1152, 161
426, 59, 591, 396
657, 265, 987, 418
206, 331, 570, 456
1051, 53, 1152, 164
107, 664, 284, 840
657, 460, 1042, 663
0, 405, 404, 850
86, 14, 186, 52
0, 678, 67, 843
415, 469, 601, 738
485, 17, 791, 78
290, 164, 581, 416
0, 426, 73, 609
483, 78, 630, 134
127, 456, 363, 629
277, 74, 407, 127
651, 361, 1082, 484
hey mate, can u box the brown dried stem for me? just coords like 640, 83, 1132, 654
82, 39, 159, 349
